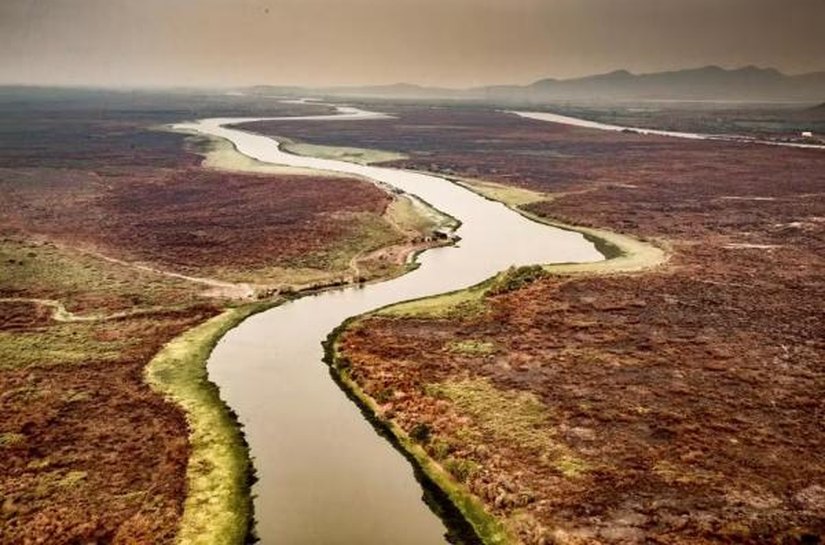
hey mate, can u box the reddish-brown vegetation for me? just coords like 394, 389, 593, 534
240, 106, 707, 192
0, 166, 392, 275
0, 96, 393, 543
306, 107, 825, 543
0, 300, 53, 331
0, 306, 221, 544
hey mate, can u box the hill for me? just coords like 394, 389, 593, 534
245, 66, 825, 103
512, 65, 825, 102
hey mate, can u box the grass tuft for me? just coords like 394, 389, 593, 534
429, 378, 549, 451
0, 432, 26, 447
446, 339, 496, 356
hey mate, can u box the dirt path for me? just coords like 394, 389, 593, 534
88, 250, 256, 300
0, 297, 179, 323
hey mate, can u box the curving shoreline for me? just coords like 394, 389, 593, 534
322, 183, 666, 545
146, 304, 273, 545
451, 177, 668, 275
152, 104, 662, 544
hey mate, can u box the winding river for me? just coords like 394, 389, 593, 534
175, 108, 603, 544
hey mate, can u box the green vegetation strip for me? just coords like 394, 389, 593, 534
379, 265, 546, 320
325, 319, 515, 545
282, 141, 407, 165
453, 177, 667, 273
146, 302, 275, 545
324, 169, 667, 544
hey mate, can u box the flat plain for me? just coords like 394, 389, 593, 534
0, 91, 436, 543
2, 91, 823, 544
248, 106, 825, 543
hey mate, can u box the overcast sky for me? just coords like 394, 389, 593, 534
2, 0, 824, 88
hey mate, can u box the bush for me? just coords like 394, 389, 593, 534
409, 422, 432, 443
444, 457, 480, 483
486, 265, 547, 296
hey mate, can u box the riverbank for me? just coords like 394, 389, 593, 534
0, 99, 447, 542
449, 176, 667, 274
146, 302, 275, 545
324, 313, 513, 545
323, 209, 661, 544
300, 105, 825, 543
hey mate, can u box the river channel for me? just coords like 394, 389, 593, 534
176, 107, 603, 544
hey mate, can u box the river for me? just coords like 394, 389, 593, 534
512, 110, 825, 150
174, 108, 603, 544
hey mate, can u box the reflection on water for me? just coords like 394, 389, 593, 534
175, 113, 603, 545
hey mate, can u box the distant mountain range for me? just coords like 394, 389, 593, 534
246, 66, 825, 103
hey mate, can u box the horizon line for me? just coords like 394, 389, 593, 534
2, 63, 825, 92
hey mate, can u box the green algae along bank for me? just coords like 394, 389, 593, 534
173, 107, 614, 544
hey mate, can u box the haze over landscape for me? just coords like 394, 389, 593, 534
2, 0, 825, 88
2, 2, 824, 545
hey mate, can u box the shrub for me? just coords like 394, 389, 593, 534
486, 265, 547, 296
409, 422, 432, 443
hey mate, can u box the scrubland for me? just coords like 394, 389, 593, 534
263, 106, 825, 544
0, 94, 438, 543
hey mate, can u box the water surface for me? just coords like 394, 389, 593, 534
176, 109, 603, 544
512, 110, 825, 150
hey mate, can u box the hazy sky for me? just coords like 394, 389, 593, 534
2, 0, 824, 88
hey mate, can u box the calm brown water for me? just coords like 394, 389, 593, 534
176, 109, 603, 544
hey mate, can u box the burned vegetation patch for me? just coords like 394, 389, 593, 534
329, 106, 825, 544
0, 164, 396, 281
0, 305, 219, 544
0, 96, 410, 543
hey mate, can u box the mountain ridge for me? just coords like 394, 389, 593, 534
246, 65, 825, 103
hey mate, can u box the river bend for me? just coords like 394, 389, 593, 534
175, 108, 603, 544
